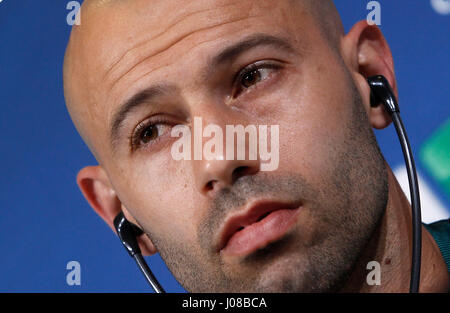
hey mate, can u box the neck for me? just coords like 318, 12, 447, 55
341, 164, 449, 292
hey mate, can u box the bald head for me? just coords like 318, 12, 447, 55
63, 0, 344, 162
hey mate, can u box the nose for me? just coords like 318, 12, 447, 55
191, 114, 261, 196
187, 95, 262, 196
196, 154, 260, 196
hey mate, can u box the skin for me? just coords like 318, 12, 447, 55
63, 0, 449, 292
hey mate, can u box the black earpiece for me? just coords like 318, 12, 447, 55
367, 75, 399, 114
113, 212, 165, 293
113, 212, 143, 257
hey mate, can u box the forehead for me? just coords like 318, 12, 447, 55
85, 0, 297, 66
73, 0, 318, 158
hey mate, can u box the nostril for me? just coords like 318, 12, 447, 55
232, 166, 254, 183
204, 180, 215, 192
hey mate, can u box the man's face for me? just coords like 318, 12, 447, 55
68, 0, 388, 292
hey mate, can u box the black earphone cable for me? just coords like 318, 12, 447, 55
391, 112, 422, 293
368, 75, 422, 293
133, 253, 165, 293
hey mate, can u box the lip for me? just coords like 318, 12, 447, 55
216, 200, 302, 257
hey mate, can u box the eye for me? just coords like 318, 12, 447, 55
141, 124, 159, 144
242, 69, 263, 88
233, 61, 282, 97
131, 119, 172, 151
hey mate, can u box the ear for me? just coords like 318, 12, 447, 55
341, 20, 397, 129
77, 166, 157, 256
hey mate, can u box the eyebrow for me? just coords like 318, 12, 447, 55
110, 84, 170, 151
211, 33, 295, 67
109, 33, 296, 152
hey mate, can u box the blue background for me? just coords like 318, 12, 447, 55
0, 1, 448, 292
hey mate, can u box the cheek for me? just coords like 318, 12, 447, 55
267, 56, 357, 185
115, 154, 199, 244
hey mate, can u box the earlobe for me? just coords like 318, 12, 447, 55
342, 20, 398, 130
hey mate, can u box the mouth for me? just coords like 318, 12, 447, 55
216, 200, 302, 257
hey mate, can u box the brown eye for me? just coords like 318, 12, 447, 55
241, 69, 262, 88
140, 125, 158, 144
233, 63, 281, 98
131, 118, 175, 151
